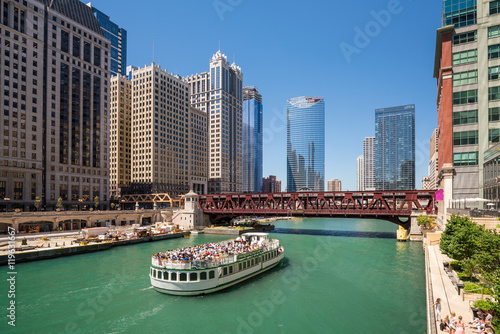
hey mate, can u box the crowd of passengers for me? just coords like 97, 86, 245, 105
152, 239, 265, 262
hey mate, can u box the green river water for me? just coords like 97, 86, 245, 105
1, 218, 426, 334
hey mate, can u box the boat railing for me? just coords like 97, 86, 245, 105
152, 240, 281, 269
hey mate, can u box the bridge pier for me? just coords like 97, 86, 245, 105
408, 212, 423, 241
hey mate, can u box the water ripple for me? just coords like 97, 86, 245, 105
272, 228, 396, 239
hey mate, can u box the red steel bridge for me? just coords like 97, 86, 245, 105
198, 190, 437, 228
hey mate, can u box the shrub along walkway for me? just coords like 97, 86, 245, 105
427, 243, 474, 333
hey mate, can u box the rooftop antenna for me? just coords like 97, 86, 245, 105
218, 40, 221, 51
152, 37, 155, 65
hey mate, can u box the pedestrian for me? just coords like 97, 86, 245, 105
449, 312, 457, 334
431, 298, 442, 322
455, 315, 465, 334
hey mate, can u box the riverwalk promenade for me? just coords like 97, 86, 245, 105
426, 237, 475, 334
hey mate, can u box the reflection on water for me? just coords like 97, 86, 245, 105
273, 228, 396, 239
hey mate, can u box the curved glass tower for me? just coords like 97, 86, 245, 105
287, 96, 325, 192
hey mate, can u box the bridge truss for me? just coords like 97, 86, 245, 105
199, 191, 437, 227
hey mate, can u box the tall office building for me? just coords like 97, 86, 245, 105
375, 105, 415, 190
187, 106, 208, 194
429, 128, 439, 190
357, 155, 364, 191
87, 3, 127, 77
129, 64, 189, 196
435, 0, 500, 211
262, 175, 281, 193
0, 0, 111, 211
110, 75, 132, 199
363, 136, 375, 191
242, 86, 263, 193
184, 50, 243, 194
327, 179, 341, 192
287, 96, 325, 192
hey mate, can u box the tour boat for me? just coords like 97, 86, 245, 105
149, 232, 284, 296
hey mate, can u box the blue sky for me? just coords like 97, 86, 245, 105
91, 0, 443, 191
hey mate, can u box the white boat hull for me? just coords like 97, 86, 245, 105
150, 253, 284, 296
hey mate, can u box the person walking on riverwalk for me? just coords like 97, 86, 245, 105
431, 298, 442, 322
455, 315, 465, 334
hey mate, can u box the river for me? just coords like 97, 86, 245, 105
2, 218, 426, 333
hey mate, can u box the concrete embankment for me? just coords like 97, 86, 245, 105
0, 232, 189, 266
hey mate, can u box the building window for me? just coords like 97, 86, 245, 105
489, 128, 500, 144
489, 44, 500, 59
452, 89, 477, 105
453, 110, 478, 125
489, 66, 500, 80
452, 31, 477, 45
453, 152, 478, 166
453, 130, 478, 146
489, 25, 500, 38
453, 70, 477, 86
491, 1, 500, 15
490, 107, 500, 122
489, 86, 500, 101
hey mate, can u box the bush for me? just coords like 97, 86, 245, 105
450, 261, 462, 272
473, 299, 496, 311
464, 283, 493, 295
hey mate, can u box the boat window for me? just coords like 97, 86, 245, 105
229, 266, 233, 274
163, 271, 169, 280
171, 272, 177, 281
251, 259, 254, 266
247, 260, 250, 267
189, 272, 197, 281
180, 273, 187, 281
238, 263, 242, 271
150, 268, 153, 276
243, 262, 247, 269
223, 267, 228, 276
209, 270, 215, 279
200, 271, 207, 280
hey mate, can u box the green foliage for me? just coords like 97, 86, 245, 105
493, 318, 500, 329
473, 299, 495, 311
449, 261, 462, 272
464, 282, 492, 295
94, 196, 99, 210
110, 202, 115, 209
416, 215, 434, 228
56, 197, 63, 209
34, 196, 41, 210
442, 215, 500, 318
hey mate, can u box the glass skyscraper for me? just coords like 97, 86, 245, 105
375, 104, 415, 191
287, 97, 325, 192
442, 0, 476, 27
242, 87, 263, 193
87, 3, 127, 76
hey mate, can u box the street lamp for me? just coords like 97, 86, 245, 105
78, 198, 83, 211
4, 197, 10, 212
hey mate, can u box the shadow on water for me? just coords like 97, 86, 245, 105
272, 228, 396, 239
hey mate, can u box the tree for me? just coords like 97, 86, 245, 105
34, 196, 41, 211
110, 202, 116, 210
440, 215, 484, 262
416, 215, 434, 229
94, 196, 99, 210
56, 197, 63, 210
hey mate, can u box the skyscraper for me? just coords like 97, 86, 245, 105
0, 0, 111, 211
357, 155, 364, 191
375, 105, 415, 190
242, 86, 263, 193
287, 96, 325, 192
429, 128, 439, 190
435, 0, 499, 214
87, 3, 127, 77
184, 50, 243, 194
129, 64, 190, 196
363, 137, 375, 191
262, 175, 281, 193
327, 179, 341, 192
110, 75, 132, 200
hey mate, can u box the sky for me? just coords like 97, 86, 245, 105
90, 0, 443, 191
